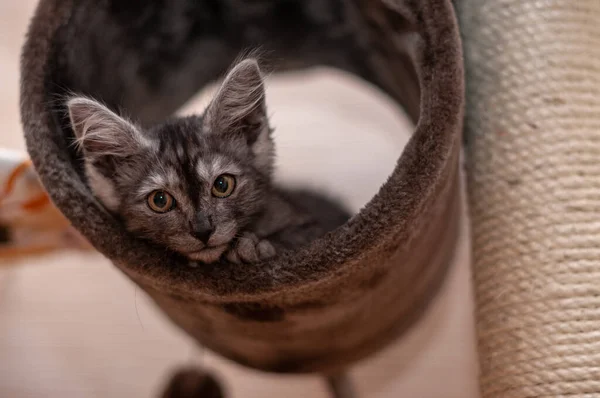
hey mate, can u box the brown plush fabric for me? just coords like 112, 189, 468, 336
20, 0, 463, 374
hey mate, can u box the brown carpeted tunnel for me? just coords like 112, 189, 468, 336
20, 0, 464, 396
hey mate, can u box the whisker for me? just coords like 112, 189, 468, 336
134, 286, 145, 331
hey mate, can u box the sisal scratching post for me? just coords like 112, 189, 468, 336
457, 1, 600, 397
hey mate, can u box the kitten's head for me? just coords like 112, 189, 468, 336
67, 59, 274, 263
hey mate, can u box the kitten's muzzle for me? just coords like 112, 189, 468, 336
192, 214, 214, 244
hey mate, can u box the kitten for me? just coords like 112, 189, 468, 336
67, 58, 349, 265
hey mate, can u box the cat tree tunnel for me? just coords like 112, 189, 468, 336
21, 0, 463, 383
25, 0, 600, 397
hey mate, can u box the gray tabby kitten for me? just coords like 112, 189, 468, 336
67, 58, 349, 265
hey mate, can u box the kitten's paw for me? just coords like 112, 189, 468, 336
226, 233, 276, 264
256, 239, 276, 260
227, 233, 259, 263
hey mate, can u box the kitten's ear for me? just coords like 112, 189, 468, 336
67, 97, 148, 158
204, 58, 269, 144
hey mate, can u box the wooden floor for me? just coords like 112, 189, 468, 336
0, 1, 480, 397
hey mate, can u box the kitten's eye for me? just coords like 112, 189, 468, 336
212, 174, 236, 198
147, 190, 176, 213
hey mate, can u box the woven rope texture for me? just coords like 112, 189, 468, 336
457, 1, 600, 397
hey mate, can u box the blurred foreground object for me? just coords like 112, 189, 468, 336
0, 149, 92, 260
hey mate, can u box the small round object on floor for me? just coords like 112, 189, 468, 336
161, 367, 224, 398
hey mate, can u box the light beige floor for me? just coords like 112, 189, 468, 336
0, 1, 480, 397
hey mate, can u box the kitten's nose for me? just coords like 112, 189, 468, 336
193, 215, 214, 244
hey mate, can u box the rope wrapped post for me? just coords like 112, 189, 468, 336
457, 1, 600, 396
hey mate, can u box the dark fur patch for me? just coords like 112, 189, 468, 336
221, 302, 285, 322
268, 352, 331, 373
288, 299, 328, 311
268, 359, 305, 373
359, 268, 388, 290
